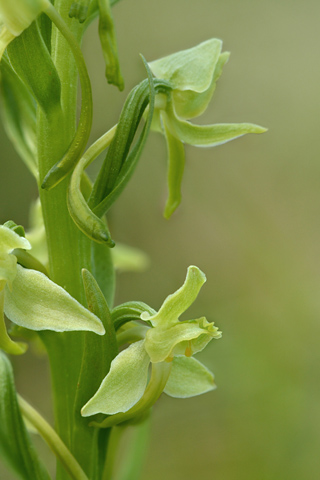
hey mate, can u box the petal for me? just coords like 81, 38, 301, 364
172, 51, 230, 120
0, 225, 31, 254
149, 39, 222, 93
81, 340, 150, 416
163, 99, 267, 147
142, 265, 206, 327
4, 265, 105, 335
163, 120, 185, 219
0, 225, 31, 288
164, 356, 216, 398
144, 317, 218, 363
0, 290, 27, 355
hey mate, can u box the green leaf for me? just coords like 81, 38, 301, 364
163, 98, 267, 147
67, 128, 116, 247
7, 20, 61, 114
0, 57, 37, 178
164, 356, 216, 398
81, 340, 150, 416
75, 269, 118, 420
0, 350, 50, 480
149, 38, 222, 93
142, 265, 206, 328
162, 121, 185, 219
4, 265, 105, 334
91, 241, 115, 307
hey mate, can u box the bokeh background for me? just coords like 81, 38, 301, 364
1, 0, 320, 478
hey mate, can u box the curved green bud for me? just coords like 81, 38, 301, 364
98, 0, 124, 90
67, 126, 116, 246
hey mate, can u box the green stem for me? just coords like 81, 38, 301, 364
42, 2, 93, 190
36, 1, 96, 478
18, 395, 89, 480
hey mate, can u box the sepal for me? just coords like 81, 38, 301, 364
141, 265, 206, 328
0, 350, 50, 479
81, 340, 150, 416
164, 356, 216, 398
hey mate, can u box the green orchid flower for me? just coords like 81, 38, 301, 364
147, 39, 267, 218
81, 266, 221, 427
0, 224, 105, 355
0, 0, 50, 59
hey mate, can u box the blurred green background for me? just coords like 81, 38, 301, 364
1, 0, 320, 478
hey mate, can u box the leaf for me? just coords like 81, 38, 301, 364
7, 20, 61, 114
0, 350, 50, 480
91, 241, 115, 307
164, 356, 216, 398
0, 56, 38, 178
74, 269, 118, 421
4, 265, 105, 335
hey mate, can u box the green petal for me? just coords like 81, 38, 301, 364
81, 340, 150, 416
144, 317, 216, 363
164, 356, 216, 398
173, 51, 230, 120
149, 38, 222, 93
163, 120, 185, 219
0, 290, 27, 355
0, 225, 31, 254
164, 99, 267, 147
142, 265, 206, 327
4, 265, 105, 335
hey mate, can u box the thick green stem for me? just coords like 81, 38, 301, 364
37, 2, 97, 478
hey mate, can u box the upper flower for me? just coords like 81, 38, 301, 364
0, 224, 105, 355
147, 39, 267, 218
81, 266, 221, 426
